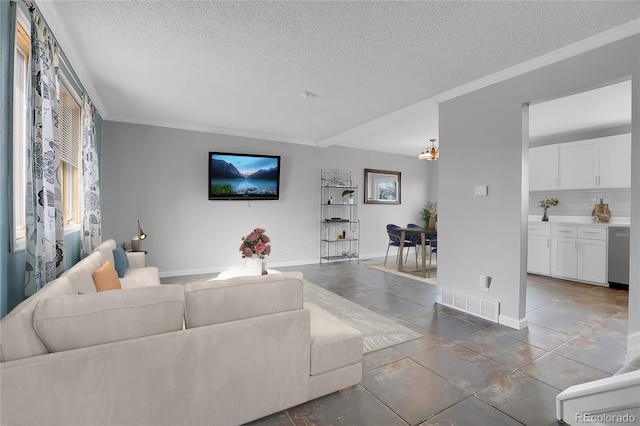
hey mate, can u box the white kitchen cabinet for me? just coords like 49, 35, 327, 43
599, 134, 632, 188
550, 235, 578, 279
557, 134, 631, 190
529, 145, 559, 191
549, 225, 608, 286
527, 224, 550, 275
577, 239, 607, 284
558, 140, 598, 189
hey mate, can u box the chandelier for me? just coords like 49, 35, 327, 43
418, 138, 439, 161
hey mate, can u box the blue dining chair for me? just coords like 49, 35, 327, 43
385, 224, 417, 266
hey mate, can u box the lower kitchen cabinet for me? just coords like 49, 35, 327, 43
527, 224, 550, 275
549, 225, 608, 286
577, 238, 607, 283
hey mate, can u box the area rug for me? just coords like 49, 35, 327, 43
303, 280, 422, 353
367, 262, 438, 285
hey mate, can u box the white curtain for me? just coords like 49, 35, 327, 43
24, 10, 65, 296
81, 95, 102, 256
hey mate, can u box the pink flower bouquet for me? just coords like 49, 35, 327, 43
239, 227, 272, 259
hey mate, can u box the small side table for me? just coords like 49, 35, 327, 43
214, 268, 280, 280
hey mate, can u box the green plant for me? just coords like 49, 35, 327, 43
421, 201, 437, 228
538, 198, 559, 209
341, 189, 355, 197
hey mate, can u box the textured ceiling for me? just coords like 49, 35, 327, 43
37, 1, 639, 156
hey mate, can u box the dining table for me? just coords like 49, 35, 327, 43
396, 227, 437, 278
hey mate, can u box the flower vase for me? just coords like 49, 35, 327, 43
428, 216, 436, 230
542, 208, 549, 222
246, 256, 263, 275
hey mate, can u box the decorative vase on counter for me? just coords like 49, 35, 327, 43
428, 216, 437, 230
542, 208, 549, 222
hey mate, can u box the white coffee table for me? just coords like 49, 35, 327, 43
213, 267, 280, 280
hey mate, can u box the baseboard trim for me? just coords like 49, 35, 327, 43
499, 314, 528, 330
626, 331, 640, 365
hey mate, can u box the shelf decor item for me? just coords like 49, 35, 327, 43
342, 189, 355, 204
538, 198, 559, 221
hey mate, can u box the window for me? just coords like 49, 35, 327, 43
12, 17, 30, 251
58, 78, 82, 228
12, 13, 83, 252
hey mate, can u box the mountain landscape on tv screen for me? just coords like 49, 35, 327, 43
210, 158, 279, 197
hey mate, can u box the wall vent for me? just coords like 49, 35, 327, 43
440, 288, 500, 322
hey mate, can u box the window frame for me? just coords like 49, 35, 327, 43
10, 10, 30, 252
57, 75, 83, 233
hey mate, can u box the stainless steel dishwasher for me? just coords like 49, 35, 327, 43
608, 226, 630, 288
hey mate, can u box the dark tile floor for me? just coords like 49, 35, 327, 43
167, 258, 629, 426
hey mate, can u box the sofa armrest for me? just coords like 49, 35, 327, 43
184, 271, 304, 328
126, 251, 146, 268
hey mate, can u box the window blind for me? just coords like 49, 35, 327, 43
58, 82, 81, 168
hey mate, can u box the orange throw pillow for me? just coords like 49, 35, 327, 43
93, 260, 122, 292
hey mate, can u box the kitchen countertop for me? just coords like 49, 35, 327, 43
528, 215, 630, 227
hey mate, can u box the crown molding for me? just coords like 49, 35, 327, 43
105, 115, 317, 147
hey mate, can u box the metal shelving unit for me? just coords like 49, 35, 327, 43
320, 169, 359, 263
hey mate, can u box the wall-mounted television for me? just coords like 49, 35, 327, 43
208, 152, 281, 200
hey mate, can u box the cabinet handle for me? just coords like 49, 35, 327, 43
583, 231, 598, 235
595, 176, 598, 186
547, 238, 549, 248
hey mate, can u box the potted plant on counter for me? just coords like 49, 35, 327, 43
538, 198, 559, 221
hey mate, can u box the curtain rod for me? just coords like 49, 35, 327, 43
20, 0, 34, 11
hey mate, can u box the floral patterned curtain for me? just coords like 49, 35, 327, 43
24, 10, 65, 296
81, 95, 102, 255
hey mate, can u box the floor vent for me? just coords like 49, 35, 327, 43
440, 288, 499, 323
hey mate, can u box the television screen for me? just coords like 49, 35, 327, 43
208, 152, 281, 200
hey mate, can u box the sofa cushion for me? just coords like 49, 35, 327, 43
305, 302, 363, 376
0, 277, 75, 362
33, 285, 185, 353
93, 260, 122, 292
93, 239, 117, 266
121, 266, 160, 289
184, 271, 304, 329
112, 246, 129, 278
62, 251, 104, 294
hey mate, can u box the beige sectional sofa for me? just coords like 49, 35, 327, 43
0, 239, 363, 426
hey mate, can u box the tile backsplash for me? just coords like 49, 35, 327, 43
530, 188, 630, 218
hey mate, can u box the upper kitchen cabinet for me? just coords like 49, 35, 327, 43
529, 144, 559, 191
558, 139, 599, 189
530, 134, 631, 192
599, 134, 632, 188
558, 134, 631, 189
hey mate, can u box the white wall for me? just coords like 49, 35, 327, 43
438, 34, 639, 336
101, 121, 435, 276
